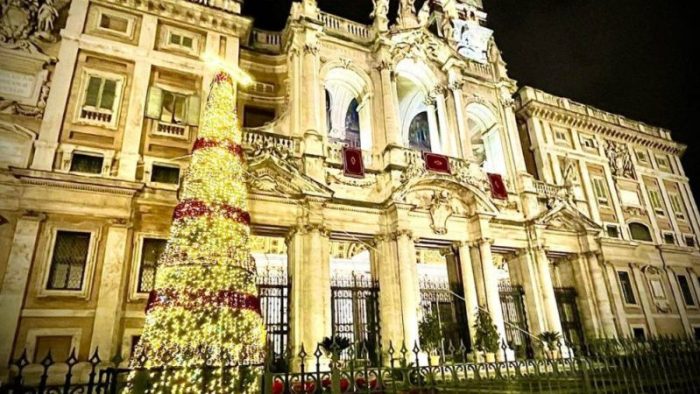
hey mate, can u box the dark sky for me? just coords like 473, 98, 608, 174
242, 0, 698, 196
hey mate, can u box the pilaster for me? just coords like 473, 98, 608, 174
89, 221, 130, 358
393, 229, 420, 348
0, 213, 45, 370
631, 264, 657, 336
584, 252, 617, 337
455, 241, 478, 344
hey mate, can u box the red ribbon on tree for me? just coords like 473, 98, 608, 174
192, 138, 244, 158
173, 199, 251, 225
146, 288, 261, 314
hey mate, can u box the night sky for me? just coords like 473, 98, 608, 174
242, 0, 698, 196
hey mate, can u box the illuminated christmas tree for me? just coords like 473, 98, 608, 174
130, 71, 266, 393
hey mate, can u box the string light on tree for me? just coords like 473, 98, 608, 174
129, 63, 265, 393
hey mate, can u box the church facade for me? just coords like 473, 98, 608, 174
1, 0, 699, 373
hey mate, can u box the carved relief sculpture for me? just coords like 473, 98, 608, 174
0, 0, 58, 53
429, 190, 454, 234
606, 141, 636, 179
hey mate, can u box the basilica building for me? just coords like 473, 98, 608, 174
0, 0, 699, 373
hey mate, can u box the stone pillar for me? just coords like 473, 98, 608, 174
585, 253, 617, 337
532, 246, 565, 337
89, 222, 130, 358
0, 214, 45, 370
373, 234, 404, 349
524, 117, 554, 183
377, 62, 401, 146
448, 80, 471, 160
425, 101, 441, 154
516, 249, 547, 336
302, 43, 322, 133
434, 89, 453, 156
604, 263, 629, 336
287, 225, 331, 356
499, 92, 528, 174
631, 265, 657, 336
577, 160, 602, 223
117, 15, 157, 179
31, 0, 89, 170
455, 241, 478, 344
568, 254, 601, 338
393, 230, 420, 348
474, 238, 509, 358
665, 268, 692, 335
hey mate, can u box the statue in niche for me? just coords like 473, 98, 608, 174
0, 0, 59, 53
370, 0, 389, 32
606, 141, 636, 179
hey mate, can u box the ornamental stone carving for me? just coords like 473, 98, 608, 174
0, 0, 59, 54
370, 0, 389, 32
642, 266, 671, 314
605, 141, 636, 179
428, 190, 454, 235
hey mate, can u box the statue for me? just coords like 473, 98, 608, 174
606, 141, 636, 179
397, 0, 418, 29
370, 0, 389, 32
0, 0, 59, 53
417, 1, 430, 27
556, 155, 576, 206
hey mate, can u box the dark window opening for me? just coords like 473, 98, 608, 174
408, 111, 431, 152
130, 335, 141, 358
617, 271, 637, 305
606, 225, 620, 238
138, 238, 167, 293
243, 106, 275, 128
663, 233, 675, 245
685, 236, 696, 248
678, 275, 695, 306
632, 327, 646, 341
629, 223, 653, 242
47, 231, 91, 291
151, 164, 180, 185
70, 153, 104, 174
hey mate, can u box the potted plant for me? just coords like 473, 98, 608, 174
538, 331, 562, 359
472, 308, 500, 363
419, 312, 443, 364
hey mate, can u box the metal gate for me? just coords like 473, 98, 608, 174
257, 271, 289, 359
498, 283, 532, 358
331, 274, 380, 361
419, 277, 467, 350
554, 287, 586, 346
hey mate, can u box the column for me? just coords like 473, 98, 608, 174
448, 81, 470, 160
577, 160, 602, 223
585, 253, 617, 337
498, 89, 528, 175
524, 117, 553, 183
604, 264, 629, 336
665, 268, 692, 335
394, 230, 420, 348
455, 241, 479, 344
302, 43, 322, 133
89, 223, 130, 358
516, 249, 547, 336
434, 89, 453, 156
569, 254, 601, 338
287, 225, 332, 355
377, 62, 401, 146
425, 101, 441, 154
117, 16, 157, 180
0, 214, 45, 370
31, 0, 90, 170
474, 238, 509, 357
532, 246, 565, 336
631, 265, 657, 336
373, 234, 403, 349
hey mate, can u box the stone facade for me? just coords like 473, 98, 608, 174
1, 0, 699, 375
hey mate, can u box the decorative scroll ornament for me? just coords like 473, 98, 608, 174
428, 190, 454, 235
606, 141, 636, 179
0, 0, 59, 54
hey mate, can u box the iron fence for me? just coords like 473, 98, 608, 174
3, 337, 700, 393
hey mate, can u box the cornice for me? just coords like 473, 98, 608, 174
516, 99, 685, 155
11, 168, 144, 196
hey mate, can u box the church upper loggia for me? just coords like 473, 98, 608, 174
0, 0, 698, 371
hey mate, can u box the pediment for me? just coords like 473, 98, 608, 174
394, 176, 498, 216
532, 202, 602, 234
246, 155, 333, 199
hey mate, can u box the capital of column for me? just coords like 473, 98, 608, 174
453, 240, 470, 249
20, 211, 48, 223
374, 59, 394, 73
390, 229, 414, 241
448, 80, 465, 92
303, 43, 320, 56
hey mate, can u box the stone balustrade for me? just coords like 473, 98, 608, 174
251, 29, 283, 52
242, 129, 300, 155
325, 142, 376, 169
318, 11, 373, 41
534, 180, 562, 199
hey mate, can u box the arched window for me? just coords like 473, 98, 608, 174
324, 67, 373, 150
466, 103, 506, 175
408, 112, 431, 151
629, 222, 653, 242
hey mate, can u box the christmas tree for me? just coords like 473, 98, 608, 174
130, 71, 266, 393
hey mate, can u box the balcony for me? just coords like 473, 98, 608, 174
318, 11, 374, 42
251, 29, 283, 53
153, 121, 189, 139
78, 107, 113, 126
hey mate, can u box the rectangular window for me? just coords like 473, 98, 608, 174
606, 225, 620, 238
648, 189, 664, 215
169, 32, 194, 49
669, 193, 685, 219
592, 177, 609, 205
635, 150, 650, 165
553, 128, 568, 143
694, 327, 700, 342
685, 236, 696, 248
47, 231, 91, 291
130, 335, 141, 358
69, 153, 104, 174
160, 91, 188, 125
99, 13, 129, 33
84, 76, 117, 111
580, 135, 597, 150
663, 232, 675, 245
243, 106, 275, 128
151, 164, 180, 185
138, 238, 167, 293
678, 275, 696, 306
617, 271, 637, 305
656, 155, 671, 172
632, 327, 646, 341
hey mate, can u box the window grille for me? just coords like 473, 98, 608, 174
47, 231, 90, 291
138, 238, 166, 293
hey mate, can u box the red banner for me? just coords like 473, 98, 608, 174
488, 173, 508, 200
423, 152, 451, 174
343, 147, 365, 178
